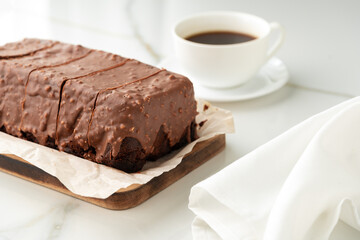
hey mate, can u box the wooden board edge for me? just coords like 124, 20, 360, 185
0, 134, 225, 210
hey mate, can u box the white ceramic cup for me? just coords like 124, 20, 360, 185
173, 11, 285, 89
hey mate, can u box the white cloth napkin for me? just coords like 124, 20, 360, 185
189, 97, 360, 240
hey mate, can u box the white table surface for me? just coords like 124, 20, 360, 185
0, 0, 359, 239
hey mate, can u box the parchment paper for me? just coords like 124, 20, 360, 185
0, 99, 234, 199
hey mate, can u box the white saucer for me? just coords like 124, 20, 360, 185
158, 57, 289, 102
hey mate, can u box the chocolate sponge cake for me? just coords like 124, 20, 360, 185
0, 39, 197, 172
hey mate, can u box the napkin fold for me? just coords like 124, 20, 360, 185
189, 97, 360, 240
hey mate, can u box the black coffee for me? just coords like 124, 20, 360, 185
186, 31, 256, 45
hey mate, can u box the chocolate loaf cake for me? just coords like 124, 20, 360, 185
0, 39, 197, 172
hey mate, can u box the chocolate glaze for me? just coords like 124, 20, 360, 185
56, 59, 159, 152
88, 70, 197, 167
0, 39, 198, 173
0, 39, 55, 59
21, 50, 127, 146
0, 41, 90, 137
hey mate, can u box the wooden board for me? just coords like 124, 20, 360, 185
0, 134, 225, 210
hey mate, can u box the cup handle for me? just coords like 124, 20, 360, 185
266, 22, 285, 62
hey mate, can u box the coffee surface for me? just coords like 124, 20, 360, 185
186, 31, 256, 45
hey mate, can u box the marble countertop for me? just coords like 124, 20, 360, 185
0, 0, 359, 239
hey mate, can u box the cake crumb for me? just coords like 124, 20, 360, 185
203, 104, 209, 111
